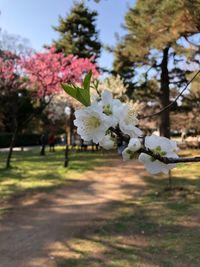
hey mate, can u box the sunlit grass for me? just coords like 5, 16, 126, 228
0, 147, 108, 201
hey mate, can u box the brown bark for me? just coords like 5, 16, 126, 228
69, 107, 75, 145
6, 127, 18, 168
64, 133, 69, 168
159, 47, 170, 138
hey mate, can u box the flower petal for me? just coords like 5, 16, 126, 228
139, 153, 169, 174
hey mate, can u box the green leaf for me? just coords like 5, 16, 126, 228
62, 84, 88, 106
62, 84, 78, 99
76, 86, 91, 106
83, 70, 92, 92
62, 72, 92, 107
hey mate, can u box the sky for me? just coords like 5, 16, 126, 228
0, 0, 135, 69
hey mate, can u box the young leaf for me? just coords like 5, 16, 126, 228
83, 70, 92, 92
62, 84, 78, 99
62, 71, 92, 106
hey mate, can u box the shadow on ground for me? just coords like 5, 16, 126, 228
0, 152, 199, 267
57, 172, 200, 267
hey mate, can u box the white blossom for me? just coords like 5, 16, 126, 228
129, 138, 142, 151
99, 90, 123, 127
74, 103, 111, 144
64, 106, 71, 116
71, 88, 182, 175
122, 138, 141, 161
138, 135, 178, 174
118, 104, 143, 138
99, 134, 115, 150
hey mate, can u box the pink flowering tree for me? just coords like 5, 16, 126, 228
0, 51, 19, 89
1, 46, 98, 167
20, 46, 99, 157
20, 46, 99, 100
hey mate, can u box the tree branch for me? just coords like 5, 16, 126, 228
109, 128, 200, 164
184, 36, 200, 47
138, 147, 200, 164
139, 70, 200, 119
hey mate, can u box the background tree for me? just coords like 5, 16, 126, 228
21, 46, 99, 156
98, 74, 128, 99
0, 45, 98, 167
53, 2, 101, 61
0, 30, 32, 55
113, 0, 200, 138
0, 51, 36, 168
179, 72, 200, 134
20, 46, 98, 99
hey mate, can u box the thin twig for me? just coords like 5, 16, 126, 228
184, 36, 199, 47
139, 70, 200, 119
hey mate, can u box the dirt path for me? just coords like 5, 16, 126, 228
0, 158, 147, 267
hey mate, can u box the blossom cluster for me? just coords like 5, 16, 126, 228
20, 46, 99, 98
0, 52, 18, 84
74, 90, 179, 175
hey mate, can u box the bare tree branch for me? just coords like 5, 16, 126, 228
138, 70, 200, 119
184, 36, 200, 47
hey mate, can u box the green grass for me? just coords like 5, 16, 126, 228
57, 149, 200, 267
0, 147, 108, 203
0, 148, 199, 266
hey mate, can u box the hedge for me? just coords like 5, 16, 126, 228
0, 133, 41, 148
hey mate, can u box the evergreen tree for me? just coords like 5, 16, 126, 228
181, 73, 200, 133
53, 2, 101, 61
113, 0, 200, 138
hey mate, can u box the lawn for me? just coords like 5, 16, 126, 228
0, 147, 199, 266
0, 147, 108, 204
56, 149, 200, 267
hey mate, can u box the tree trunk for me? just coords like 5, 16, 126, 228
6, 127, 18, 168
40, 144, 45, 156
69, 107, 75, 146
159, 47, 170, 138
64, 133, 69, 168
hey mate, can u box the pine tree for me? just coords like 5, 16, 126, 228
113, 0, 200, 138
53, 2, 101, 61
181, 73, 200, 133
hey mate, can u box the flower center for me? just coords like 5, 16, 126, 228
103, 104, 112, 115
150, 146, 167, 162
127, 149, 136, 159
86, 116, 101, 129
